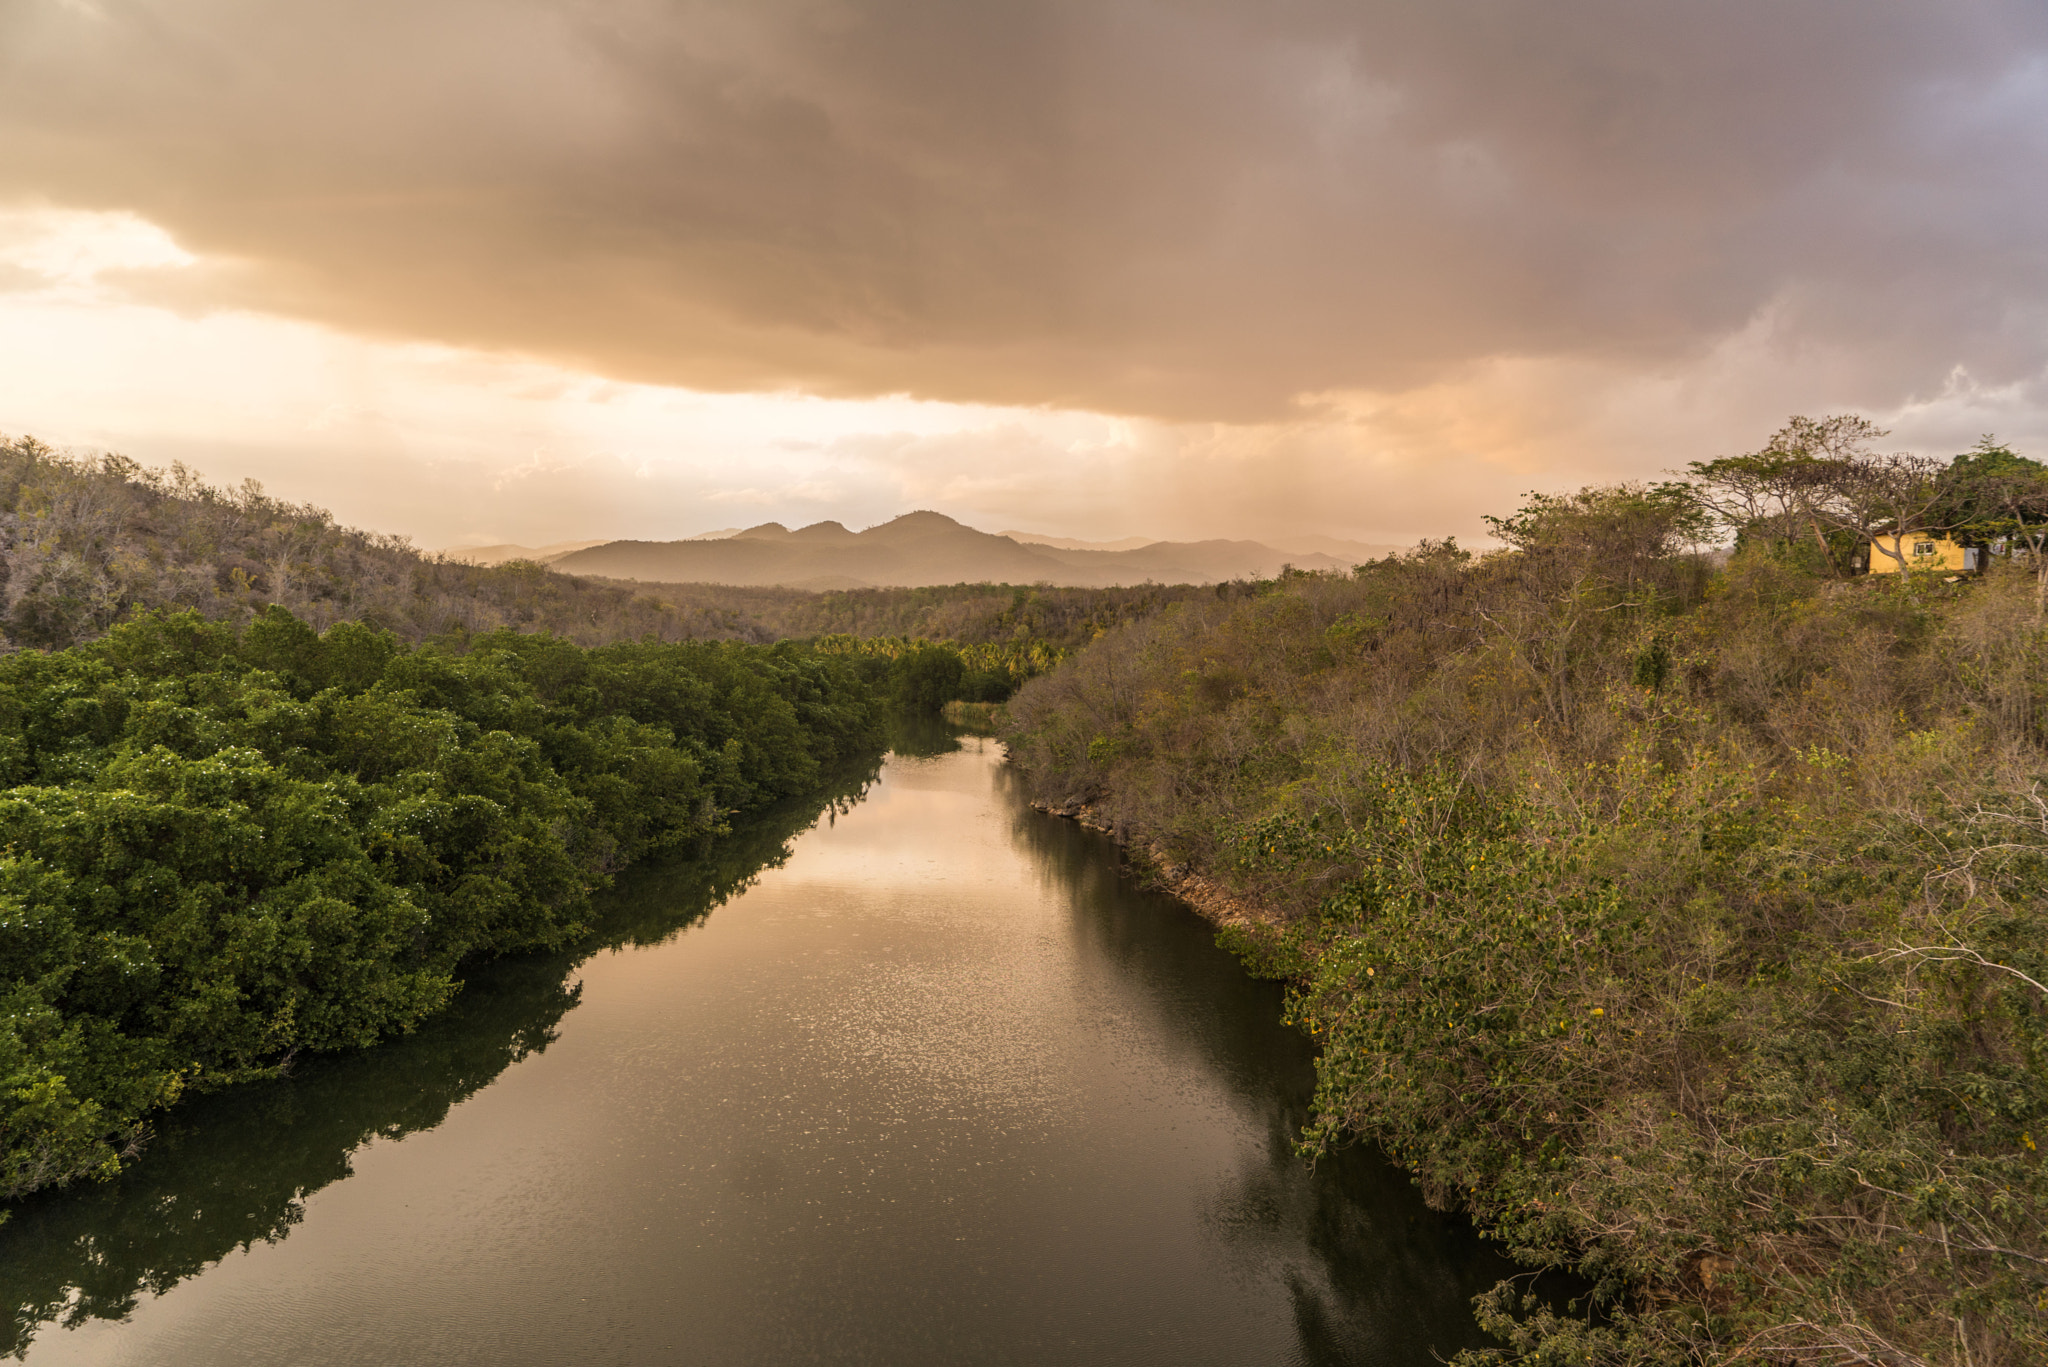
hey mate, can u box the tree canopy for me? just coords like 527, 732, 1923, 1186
0, 610, 883, 1202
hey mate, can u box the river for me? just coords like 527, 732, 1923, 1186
0, 730, 1513, 1366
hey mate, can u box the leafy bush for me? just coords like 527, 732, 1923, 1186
0, 608, 882, 1202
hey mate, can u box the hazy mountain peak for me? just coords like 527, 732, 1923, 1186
439, 538, 610, 566
788, 520, 857, 542
547, 511, 1397, 587
1003, 530, 1160, 552
861, 510, 992, 544
871, 509, 966, 531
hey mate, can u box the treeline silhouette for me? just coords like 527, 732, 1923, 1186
1005, 420, 2048, 1367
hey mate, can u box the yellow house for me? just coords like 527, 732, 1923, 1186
1865, 534, 1980, 575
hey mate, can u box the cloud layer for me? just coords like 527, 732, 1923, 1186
7, 0, 2046, 423
8, 201, 2041, 553
3, 3, 2048, 549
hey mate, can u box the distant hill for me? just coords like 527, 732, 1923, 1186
0, 436, 1407, 651
442, 539, 611, 567
1272, 534, 1405, 563
1002, 529, 1403, 563
1001, 530, 1160, 552
550, 512, 1388, 587
444, 527, 743, 566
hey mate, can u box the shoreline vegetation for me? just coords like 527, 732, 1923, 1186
1002, 420, 2048, 1367
941, 699, 1008, 729
0, 430, 1098, 1215
0, 759, 884, 1356
0, 610, 888, 1205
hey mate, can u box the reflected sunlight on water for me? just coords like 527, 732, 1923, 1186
3, 736, 1511, 1367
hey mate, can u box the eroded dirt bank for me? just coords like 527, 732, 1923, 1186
1028, 798, 1281, 934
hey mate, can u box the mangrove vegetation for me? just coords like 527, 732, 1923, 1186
0, 608, 884, 1202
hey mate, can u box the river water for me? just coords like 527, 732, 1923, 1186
1, 732, 1512, 1366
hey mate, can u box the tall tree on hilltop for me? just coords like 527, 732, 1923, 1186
1684, 415, 1896, 573
1942, 437, 2048, 612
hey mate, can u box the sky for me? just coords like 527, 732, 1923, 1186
3, 0, 2047, 550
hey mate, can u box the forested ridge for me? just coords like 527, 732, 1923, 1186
0, 435, 777, 649
635, 579, 1236, 648
1005, 421, 2048, 1367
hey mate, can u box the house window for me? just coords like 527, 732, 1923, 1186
1913, 541, 1936, 557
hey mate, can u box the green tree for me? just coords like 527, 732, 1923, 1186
890, 645, 965, 712
1943, 437, 2048, 612
0, 609, 885, 1203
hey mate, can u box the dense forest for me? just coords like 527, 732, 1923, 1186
1005, 420, 2048, 1367
0, 608, 883, 1204
0, 756, 882, 1356
599, 577, 1238, 650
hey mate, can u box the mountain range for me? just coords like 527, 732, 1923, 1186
456, 513, 1400, 588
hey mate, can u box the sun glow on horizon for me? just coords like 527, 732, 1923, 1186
2, 205, 2042, 554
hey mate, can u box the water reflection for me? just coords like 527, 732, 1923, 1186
2, 736, 1517, 1367
0, 761, 880, 1360
1001, 785, 1516, 1365
882, 708, 968, 758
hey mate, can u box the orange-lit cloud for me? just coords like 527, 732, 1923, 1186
2, 2, 2046, 544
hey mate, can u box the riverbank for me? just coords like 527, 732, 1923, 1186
1028, 799, 1278, 933
3, 741, 1510, 1366
0, 611, 887, 1204
939, 698, 1007, 728
998, 516, 2048, 1367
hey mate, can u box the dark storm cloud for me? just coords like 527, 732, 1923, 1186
4, 0, 2045, 420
